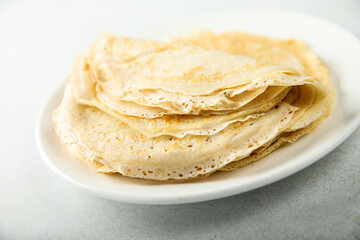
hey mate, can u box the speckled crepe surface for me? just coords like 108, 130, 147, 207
53, 31, 334, 181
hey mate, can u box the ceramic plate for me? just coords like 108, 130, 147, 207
36, 10, 360, 204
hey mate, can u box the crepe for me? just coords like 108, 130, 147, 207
53, 31, 334, 181
70, 34, 328, 139
169, 30, 334, 171
85, 34, 311, 116
54, 84, 298, 180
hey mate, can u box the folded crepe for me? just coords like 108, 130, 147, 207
170, 30, 335, 171
53, 32, 334, 181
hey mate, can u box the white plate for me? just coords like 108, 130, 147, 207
36, 10, 360, 204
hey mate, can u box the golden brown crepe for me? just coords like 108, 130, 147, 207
53, 31, 334, 181
169, 30, 334, 171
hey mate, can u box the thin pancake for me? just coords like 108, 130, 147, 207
53, 84, 298, 180
168, 30, 334, 171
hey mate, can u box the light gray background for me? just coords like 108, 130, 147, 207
0, 0, 359, 239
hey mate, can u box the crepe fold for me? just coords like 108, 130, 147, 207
53, 32, 334, 181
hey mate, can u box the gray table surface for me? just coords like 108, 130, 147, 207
0, 0, 359, 239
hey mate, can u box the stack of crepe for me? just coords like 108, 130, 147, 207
53, 31, 334, 181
